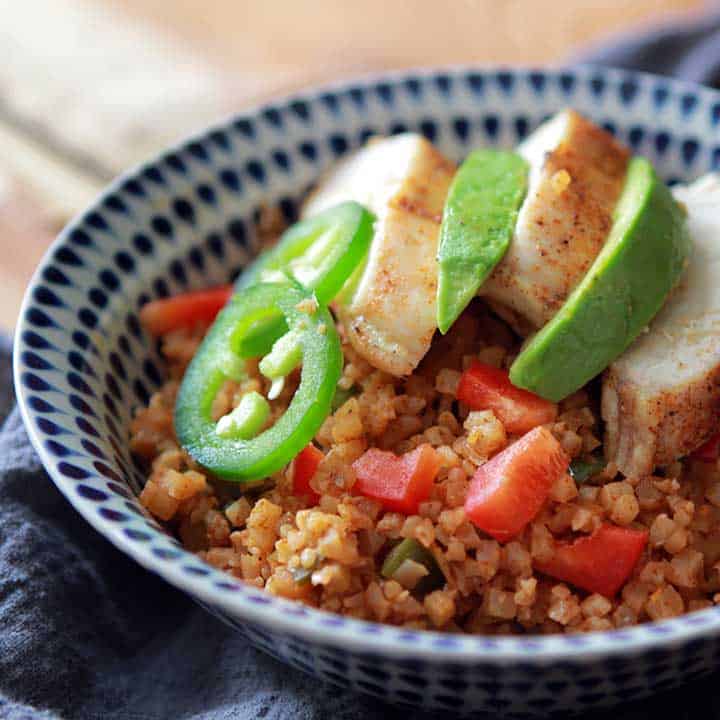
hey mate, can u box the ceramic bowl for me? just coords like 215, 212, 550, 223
14, 67, 720, 717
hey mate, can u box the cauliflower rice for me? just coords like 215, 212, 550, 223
130, 294, 720, 635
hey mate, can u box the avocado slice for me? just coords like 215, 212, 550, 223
436, 149, 529, 333
510, 156, 691, 402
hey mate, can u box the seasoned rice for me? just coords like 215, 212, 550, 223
131, 300, 720, 634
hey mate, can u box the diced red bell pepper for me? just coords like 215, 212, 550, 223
292, 444, 324, 504
464, 426, 569, 542
139, 285, 233, 336
534, 523, 648, 597
352, 444, 441, 514
692, 431, 720, 462
456, 361, 558, 435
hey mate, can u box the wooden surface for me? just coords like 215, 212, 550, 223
0, 0, 704, 331
116, 0, 704, 96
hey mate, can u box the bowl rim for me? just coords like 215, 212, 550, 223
14, 63, 720, 662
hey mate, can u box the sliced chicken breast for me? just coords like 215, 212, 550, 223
602, 174, 720, 477
481, 110, 630, 330
303, 133, 455, 376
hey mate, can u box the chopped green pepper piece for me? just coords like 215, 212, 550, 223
216, 391, 270, 440
236, 201, 375, 305
381, 538, 445, 595
331, 385, 358, 412
437, 149, 529, 333
175, 283, 342, 482
569, 457, 606, 484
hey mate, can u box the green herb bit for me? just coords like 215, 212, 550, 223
331, 385, 359, 412
569, 457, 606, 484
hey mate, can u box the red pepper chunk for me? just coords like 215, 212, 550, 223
534, 523, 648, 597
139, 285, 234, 336
292, 444, 324, 504
353, 444, 441, 514
457, 361, 557, 435
692, 431, 720, 462
464, 426, 569, 542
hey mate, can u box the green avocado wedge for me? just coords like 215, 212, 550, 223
436, 149, 529, 334
510, 156, 691, 402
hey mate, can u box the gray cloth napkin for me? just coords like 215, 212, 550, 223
6, 12, 720, 719
575, 8, 720, 87
0, 334, 421, 720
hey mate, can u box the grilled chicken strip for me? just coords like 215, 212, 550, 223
303, 133, 455, 376
602, 174, 720, 477
480, 110, 630, 330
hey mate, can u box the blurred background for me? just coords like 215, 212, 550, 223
0, 0, 707, 330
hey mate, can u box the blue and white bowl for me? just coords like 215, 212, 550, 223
14, 67, 720, 717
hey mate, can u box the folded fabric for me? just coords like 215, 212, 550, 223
574, 9, 720, 87
0, 344, 425, 719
